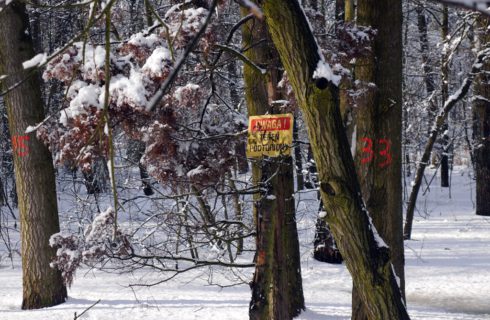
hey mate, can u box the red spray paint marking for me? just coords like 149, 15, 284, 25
360, 137, 392, 168
12, 135, 29, 157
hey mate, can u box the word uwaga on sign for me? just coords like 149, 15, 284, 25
246, 114, 293, 158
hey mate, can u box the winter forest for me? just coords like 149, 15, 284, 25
0, 0, 490, 319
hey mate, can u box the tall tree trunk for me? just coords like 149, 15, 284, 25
416, 5, 435, 95
262, 1, 410, 319
228, 59, 249, 174
440, 5, 450, 187
243, 7, 304, 319
473, 15, 490, 216
0, 0, 67, 309
293, 115, 304, 190
352, 1, 405, 319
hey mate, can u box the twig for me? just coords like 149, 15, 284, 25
74, 299, 101, 320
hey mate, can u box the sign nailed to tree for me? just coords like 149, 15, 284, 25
246, 114, 293, 158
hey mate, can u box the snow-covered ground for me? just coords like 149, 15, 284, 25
1, 167, 489, 319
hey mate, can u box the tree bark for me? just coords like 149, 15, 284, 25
293, 115, 304, 191
440, 5, 450, 187
0, 0, 67, 309
473, 15, 490, 216
352, 0, 405, 319
262, 1, 410, 319
242, 7, 304, 320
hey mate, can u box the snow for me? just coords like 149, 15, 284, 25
106, 72, 149, 108
24, 125, 39, 134
1, 167, 490, 319
22, 53, 47, 69
313, 60, 341, 86
60, 84, 101, 126
142, 47, 172, 77
173, 83, 200, 103
128, 32, 161, 48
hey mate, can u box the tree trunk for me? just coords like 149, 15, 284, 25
0, 0, 67, 309
473, 15, 490, 216
416, 5, 435, 95
262, 1, 410, 319
440, 5, 450, 187
127, 139, 154, 196
293, 115, 304, 191
227, 59, 249, 174
243, 7, 304, 319
352, 1, 405, 319
0, 176, 4, 206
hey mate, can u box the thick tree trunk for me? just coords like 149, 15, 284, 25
352, 1, 405, 319
473, 15, 490, 216
262, 1, 410, 319
242, 7, 304, 320
0, 0, 67, 309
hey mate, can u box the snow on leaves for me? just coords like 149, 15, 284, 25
40, 4, 244, 184
50, 207, 130, 287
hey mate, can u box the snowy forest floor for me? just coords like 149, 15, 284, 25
1, 166, 490, 319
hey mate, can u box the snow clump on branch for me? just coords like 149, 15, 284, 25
40, 4, 245, 185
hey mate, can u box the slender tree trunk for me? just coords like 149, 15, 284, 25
473, 15, 490, 216
262, 1, 410, 319
243, 6, 304, 319
352, 1, 405, 319
0, 176, 4, 206
228, 59, 249, 174
416, 5, 435, 95
0, 0, 67, 309
440, 5, 450, 187
293, 115, 304, 190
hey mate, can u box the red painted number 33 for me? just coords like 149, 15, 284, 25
360, 137, 392, 168
12, 135, 30, 157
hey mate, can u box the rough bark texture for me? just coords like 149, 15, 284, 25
473, 15, 490, 216
262, 1, 410, 319
242, 8, 304, 320
0, 0, 67, 309
352, 1, 406, 319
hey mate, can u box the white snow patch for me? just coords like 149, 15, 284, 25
60, 84, 101, 126
22, 53, 47, 69
313, 60, 341, 86
142, 47, 172, 77
173, 83, 200, 104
